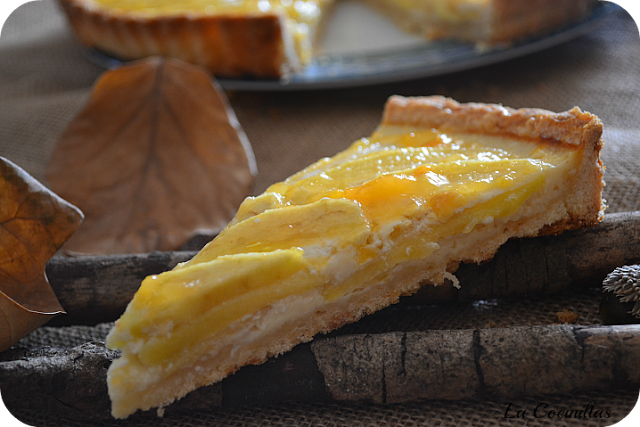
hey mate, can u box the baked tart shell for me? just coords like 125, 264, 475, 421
57, 0, 297, 78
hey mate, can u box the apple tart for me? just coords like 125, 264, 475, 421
58, 0, 597, 79
106, 95, 605, 418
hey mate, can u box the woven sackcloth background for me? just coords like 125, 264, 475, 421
1, 1, 640, 426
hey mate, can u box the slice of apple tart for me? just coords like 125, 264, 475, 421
106, 95, 605, 418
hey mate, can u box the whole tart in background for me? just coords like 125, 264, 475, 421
57, 0, 597, 80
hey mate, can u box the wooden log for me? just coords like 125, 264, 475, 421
45, 251, 194, 325
0, 343, 119, 419
45, 211, 640, 325
408, 210, 640, 304
311, 325, 640, 404
1, 324, 638, 421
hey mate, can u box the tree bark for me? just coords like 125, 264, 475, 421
406, 210, 640, 304
1, 324, 638, 421
45, 251, 194, 325
311, 324, 640, 404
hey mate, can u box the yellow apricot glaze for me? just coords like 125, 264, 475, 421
107, 127, 577, 372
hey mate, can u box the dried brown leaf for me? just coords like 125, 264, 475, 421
0, 157, 83, 351
46, 57, 256, 254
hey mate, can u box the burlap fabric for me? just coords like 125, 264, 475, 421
1, 1, 640, 426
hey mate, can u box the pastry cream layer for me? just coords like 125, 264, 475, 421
89, 0, 331, 64
107, 125, 581, 418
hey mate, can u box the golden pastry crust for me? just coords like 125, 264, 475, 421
57, 0, 296, 78
381, 95, 606, 234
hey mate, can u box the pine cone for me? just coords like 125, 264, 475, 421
601, 265, 640, 322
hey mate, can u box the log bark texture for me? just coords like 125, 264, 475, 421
45, 211, 640, 325
311, 325, 640, 404
412, 211, 640, 304
45, 251, 194, 325
1, 324, 638, 420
